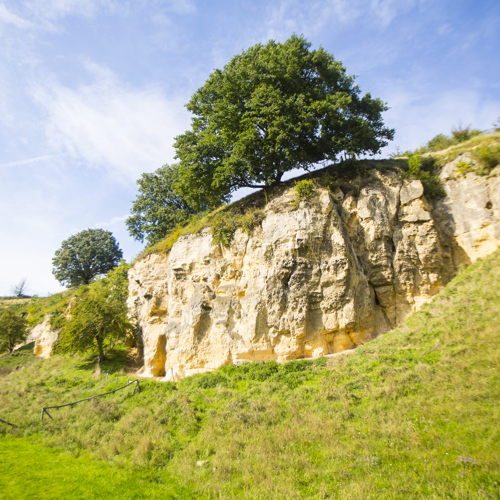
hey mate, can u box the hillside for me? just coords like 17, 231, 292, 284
127, 131, 500, 381
1, 248, 499, 499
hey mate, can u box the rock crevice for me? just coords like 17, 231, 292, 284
127, 161, 500, 380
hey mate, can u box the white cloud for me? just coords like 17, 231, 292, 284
31, 63, 191, 184
381, 86, 500, 153
0, 155, 58, 168
0, 3, 32, 28
96, 214, 128, 227
4, 0, 196, 32
264, 0, 420, 39
24, 0, 109, 22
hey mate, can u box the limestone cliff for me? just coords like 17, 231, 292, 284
26, 316, 59, 358
127, 157, 500, 381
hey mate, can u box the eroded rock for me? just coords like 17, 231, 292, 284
127, 163, 500, 380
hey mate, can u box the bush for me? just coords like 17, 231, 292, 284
0, 310, 28, 353
406, 153, 446, 199
425, 133, 455, 152
456, 160, 473, 177
293, 179, 314, 208
451, 123, 482, 143
211, 212, 237, 248
473, 144, 500, 173
211, 207, 266, 248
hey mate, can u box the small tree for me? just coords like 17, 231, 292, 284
11, 277, 29, 298
493, 117, 500, 133
52, 229, 123, 287
0, 310, 28, 353
56, 263, 132, 361
126, 164, 211, 246
174, 35, 394, 206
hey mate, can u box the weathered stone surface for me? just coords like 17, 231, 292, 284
28, 317, 59, 359
400, 180, 424, 205
127, 163, 500, 381
31, 158, 500, 368
434, 155, 500, 263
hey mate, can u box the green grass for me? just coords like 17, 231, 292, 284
425, 131, 500, 169
0, 435, 199, 499
1, 250, 500, 498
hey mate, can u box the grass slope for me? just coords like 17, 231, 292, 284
1, 250, 500, 499
0, 436, 196, 499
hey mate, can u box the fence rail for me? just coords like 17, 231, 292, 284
41, 379, 141, 422
0, 418, 20, 428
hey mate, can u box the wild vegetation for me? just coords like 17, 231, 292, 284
1, 248, 499, 499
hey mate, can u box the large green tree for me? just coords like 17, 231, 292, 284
174, 34, 394, 205
0, 310, 28, 353
52, 229, 123, 287
56, 263, 131, 361
126, 163, 212, 246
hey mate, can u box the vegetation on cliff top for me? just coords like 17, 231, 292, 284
1, 248, 499, 499
173, 35, 393, 206
136, 128, 499, 260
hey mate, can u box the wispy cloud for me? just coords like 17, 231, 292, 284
31, 62, 191, 184
0, 154, 58, 168
96, 214, 128, 227
0, 3, 32, 28
264, 0, 420, 39
381, 86, 500, 153
3, 0, 196, 33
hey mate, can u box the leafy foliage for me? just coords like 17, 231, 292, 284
52, 229, 123, 287
55, 263, 132, 360
211, 207, 266, 248
0, 309, 28, 353
451, 122, 482, 143
126, 164, 210, 246
406, 153, 446, 199
174, 34, 394, 205
473, 143, 500, 173
293, 179, 314, 208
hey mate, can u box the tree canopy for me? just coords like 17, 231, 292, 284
52, 229, 123, 287
126, 164, 211, 246
56, 263, 131, 361
0, 309, 28, 353
174, 34, 394, 206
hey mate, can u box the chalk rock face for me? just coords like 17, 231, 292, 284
434, 155, 500, 264
127, 162, 500, 381
27, 317, 59, 359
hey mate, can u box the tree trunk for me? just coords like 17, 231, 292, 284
97, 335, 105, 362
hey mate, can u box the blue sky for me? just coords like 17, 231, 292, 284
1, 0, 499, 296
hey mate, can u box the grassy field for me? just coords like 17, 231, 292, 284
0, 436, 199, 499
1, 250, 500, 499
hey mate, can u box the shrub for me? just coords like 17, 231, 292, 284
425, 133, 455, 152
473, 143, 500, 173
456, 160, 473, 177
0, 310, 28, 353
293, 179, 314, 208
238, 209, 266, 235
406, 153, 446, 199
212, 207, 266, 248
451, 123, 482, 143
211, 211, 237, 248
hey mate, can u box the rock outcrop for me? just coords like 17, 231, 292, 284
128, 158, 500, 381
26, 316, 59, 359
